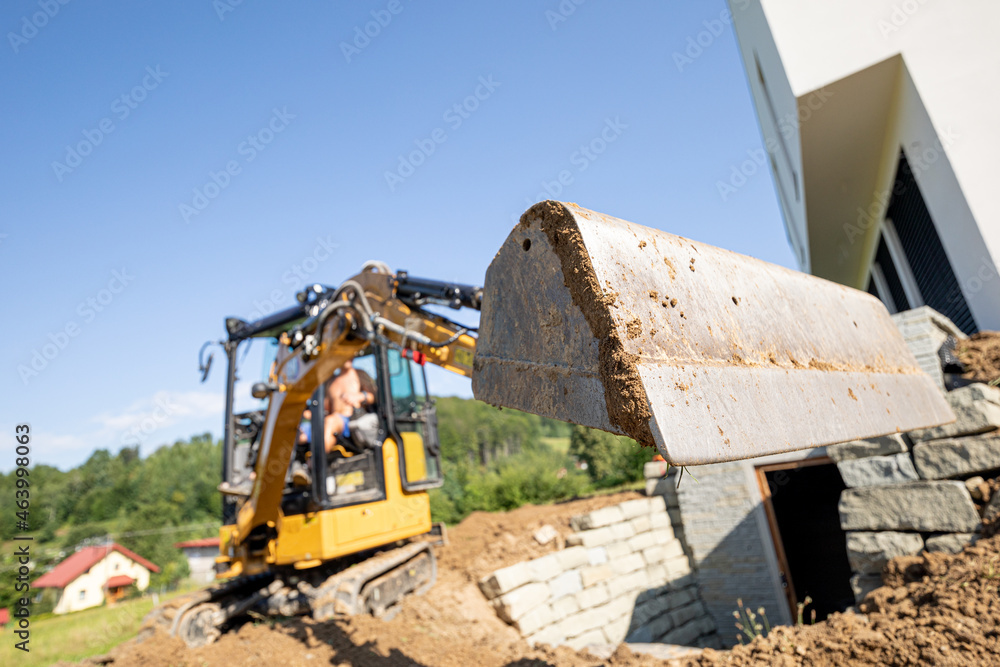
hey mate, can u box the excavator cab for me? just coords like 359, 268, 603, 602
286, 345, 443, 517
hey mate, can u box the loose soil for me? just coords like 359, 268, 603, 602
76, 490, 672, 667
959, 331, 1000, 384
73, 487, 1000, 667
683, 534, 1000, 667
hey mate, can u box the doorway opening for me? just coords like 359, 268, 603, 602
756, 458, 854, 622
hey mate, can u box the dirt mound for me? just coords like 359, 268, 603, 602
81, 491, 657, 667
440, 490, 646, 584
685, 535, 1000, 667
958, 331, 1000, 384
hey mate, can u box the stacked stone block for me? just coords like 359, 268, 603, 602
478, 496, 718, 651
890, 306, 966, 390
644, 461, 689, 548
836, 383, 1000, 603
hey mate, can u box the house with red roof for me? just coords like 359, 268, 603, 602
32, 543, 159, 614
174, 537, 220, 584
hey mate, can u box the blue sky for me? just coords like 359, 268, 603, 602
0, 0, 794, 470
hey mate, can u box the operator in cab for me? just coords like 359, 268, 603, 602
323, 361, 380, 456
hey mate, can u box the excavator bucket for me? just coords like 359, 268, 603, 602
472, 201, 954, 465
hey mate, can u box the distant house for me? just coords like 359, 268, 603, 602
32, 543, 159, 614
0, 607, 9, 628
174, 537, 221, 584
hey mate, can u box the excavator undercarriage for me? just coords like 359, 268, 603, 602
142, 541, 437, 647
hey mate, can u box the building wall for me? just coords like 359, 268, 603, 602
672, 456, 799, 642
52, 551, 154, 615
729, 0, 1000, 330
183, 546, 219, 584
887, 65, 998, 330
725, 0, 809, 272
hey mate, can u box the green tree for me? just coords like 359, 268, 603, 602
568, 425, 653, 488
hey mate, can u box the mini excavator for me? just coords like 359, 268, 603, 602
144, 201, 953, 647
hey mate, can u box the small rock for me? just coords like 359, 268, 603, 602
827, 434, 907, 462
965, 476, 988, 500
845, 531, 924, 573
850, 573, 882, 605
925, 533, 976, 554
533, 524, 559, 545
984, 492, 1000, 523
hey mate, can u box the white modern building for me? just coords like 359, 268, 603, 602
728, 0, 1000, 334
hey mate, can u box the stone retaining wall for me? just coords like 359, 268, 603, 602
479, 493, 720, 651
836, 383, 999, 602
890, 306, 966, 390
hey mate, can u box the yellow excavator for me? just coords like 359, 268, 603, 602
144, 201, 953, 647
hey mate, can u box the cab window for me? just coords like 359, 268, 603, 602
387, 350, 442, 487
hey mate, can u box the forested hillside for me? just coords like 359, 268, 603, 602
420, 397, 653, 524
0, 398, 652, 611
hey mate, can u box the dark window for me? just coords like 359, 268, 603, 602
874, 236, 910, 312
886, 152, 977, 334
866, 276, 879, 299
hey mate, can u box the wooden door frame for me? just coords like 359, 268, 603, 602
754, 456, 833, 620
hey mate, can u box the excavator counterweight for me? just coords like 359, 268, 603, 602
473, 201, 954, 465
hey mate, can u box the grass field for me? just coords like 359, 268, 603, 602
540, 436, 570, 454
0, 587, 197, 667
